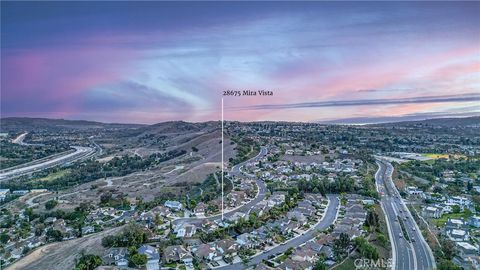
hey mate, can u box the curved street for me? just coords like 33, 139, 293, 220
173, 147, 269, 226
217, 194, 340, 270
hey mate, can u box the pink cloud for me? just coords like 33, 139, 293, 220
3, 46, 139, 116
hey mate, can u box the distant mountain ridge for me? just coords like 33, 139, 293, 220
372, 116, 480, 127
1, 116, 479, 129
0, 117, 144, 132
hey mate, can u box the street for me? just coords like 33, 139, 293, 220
217, 194, 340, 270
375, 159, 436, 270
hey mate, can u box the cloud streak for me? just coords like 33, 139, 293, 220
233, 93, 480, 111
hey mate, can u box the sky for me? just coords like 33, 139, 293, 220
1, 1, 479, 124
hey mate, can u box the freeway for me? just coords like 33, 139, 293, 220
217, 194, 340, 270
376, 159, 436, 270
12, 132, 28, 145
173, 147, 269, 226
0, 146, 95, 181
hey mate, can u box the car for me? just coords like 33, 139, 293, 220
412, 228, 416, 231
412, 238, 416, 242
399, 233, 403, 238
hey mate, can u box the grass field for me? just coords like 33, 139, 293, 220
431, 211, 473, 227
422, 153, 466, 160
36, 169, 70, 182
332, 257, 355, 270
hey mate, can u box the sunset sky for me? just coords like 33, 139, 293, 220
1, 2, 479, 124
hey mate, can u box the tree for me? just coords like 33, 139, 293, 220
333, 233, 350, 260
365, 210, 379, 228
130, 253, 147, 267
45, 200, 58, 210
101, 223, 149, 247
74, 254, 102, 270
437, 260, 461, 270
467, 181, 473, 191
441, 239, 456, 260
0, 233, 10, 244
354, 237, 379, 260
314, 259, 327, 270
46, 229, 63, 241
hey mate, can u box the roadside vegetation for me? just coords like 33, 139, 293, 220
0, 140, 70, 169
3, 149, 186, 191
229, 136, 260, 165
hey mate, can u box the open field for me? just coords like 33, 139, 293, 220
36, 169, 71, 182
422, 153, 467, 160
431, 212, 474, 227
7, 226, 125, 270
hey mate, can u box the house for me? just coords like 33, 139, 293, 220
292, 247, 316, 263
255, 263, 276, 270
267, 193, 285, 207
164, 200, 183, 211
236, 233, 258, 248
278, 258, 313, 270
82, 226, 95, 235
227, 211, 247, 223
251, 227, 271, 245
194, 202, 207, 216
44, 217, 57, 225
456, 242, 479, 256
175, 223, 197, 238
103, 248, 129, 267
361, 199, 375, 205
151, 205, 171, 217
406, 186, 424, 197
287, 211, 307, 225
319, 245, 334, 259
447, 196, 472, 208
138, 245, 160, 270
12, 190, 29, 196
26, 236, 45, 249
0, 189, 10, 201
470, 216, 480, 228
446, 229, 469, 242
423, 206, 442, 219
193, 243, 217, 261
303, 241, 323, 253
444, 218, 468, 230
163, 245, 191, 264
215, 239, 239, 257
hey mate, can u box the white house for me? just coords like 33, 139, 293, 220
470, 216, 480, 228
0, 189, 10, 201
138, 245, 160, 270
447, 196, 472, 208
423, 206, 442, 219
447, 229, 469, 242
456, 242, 479, 256
406, 186, 424, 197
164, 200, 183, 211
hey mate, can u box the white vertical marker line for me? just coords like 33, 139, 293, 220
221, 98, 224, 221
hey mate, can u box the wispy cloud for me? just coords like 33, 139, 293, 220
318, 111, 480, 125
2, 2, 479, 123
232, 93, 480, 111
